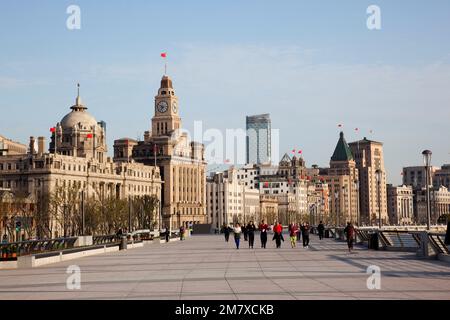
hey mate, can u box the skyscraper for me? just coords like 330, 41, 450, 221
246, 114, 271, 165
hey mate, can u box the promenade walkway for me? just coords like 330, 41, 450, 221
0, 234, 449, 300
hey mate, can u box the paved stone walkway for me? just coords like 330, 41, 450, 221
1, 234, 449, 300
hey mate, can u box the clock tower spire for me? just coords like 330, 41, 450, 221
151, 75, 181, 137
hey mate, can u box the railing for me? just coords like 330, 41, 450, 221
1, 237, 78, 259
93, 235, 120, 245
428, 233, 449, 255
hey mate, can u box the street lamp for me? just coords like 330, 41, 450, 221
375, 169, 382, 229
342, 186, 347, 225
354, 180, 359, 226
422, 150, 432, 230
334, 191, 339, 227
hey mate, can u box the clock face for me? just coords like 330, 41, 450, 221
172, 102, 177, 113
157, 101, 168, 113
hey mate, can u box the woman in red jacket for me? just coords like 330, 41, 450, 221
272, 222, 284, 248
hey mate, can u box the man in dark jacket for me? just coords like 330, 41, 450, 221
246, 221, 256, 248
301, 223, 310, 248
318, 221, 325, 240
165, 227, 170, 242
222, 223, 231, 242
344, 222, 356, 252
259, 220, 269, 248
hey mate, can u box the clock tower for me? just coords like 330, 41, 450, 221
151, 75, 181, 136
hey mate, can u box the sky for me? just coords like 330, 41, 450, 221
1, 0, 450, 185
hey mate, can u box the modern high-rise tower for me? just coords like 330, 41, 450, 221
246, 114, 271, 165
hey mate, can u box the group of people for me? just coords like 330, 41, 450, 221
221, 220, 357, 252
222, 220, 330, 250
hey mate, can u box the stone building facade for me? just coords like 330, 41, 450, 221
0, 135, 27, 156
387, 184, 414, 225
349, 137, 387, 226
325, 132, 359, 226
0, 91, 162, 239
206, 168, 260, 228
415, 186, 450, 224
120, 75, 207, 230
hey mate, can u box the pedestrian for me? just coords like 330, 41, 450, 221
179, 226, 185, 241
272, 221, 284, 248
288, 222, 298, 248
318, 221, 325, 240
301, 223, 310, 248
242, 224, 248, 241
259, 219, 269, 248
1, 234, 7, 244
344, 222, 356, 253
165, 227, 170, 242
222, 223, 230, 242
233, 223, 242, 249
296, 223, 301, 242
246, 221, 256, 248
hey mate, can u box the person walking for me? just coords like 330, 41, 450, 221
272, 222, 284, 248
165, 227, 170, 243
259, 219, 269, 248
246, 221, 256, 249
317, 221, 325, 240
288, 222, 298, 248
222, 223, 230, 242
301, 223, 310, 248
233, 223, 242, 249
242, 224, 248, 241
179, 226, 185, 241
344, 222, 356, 253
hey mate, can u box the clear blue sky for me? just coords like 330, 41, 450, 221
1, 0, 450, 184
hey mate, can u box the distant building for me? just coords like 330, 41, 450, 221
0, 135, 27, 156
0, 90, 162, 239
434, 164, 450, 190
402, 166, 438, 190
125, 75, 207, 230
387, 184, 414, 225
415, 186, 450, 224
349, 137, 387, 226
246, 114, 271, 164
325, 132, 360, 226
206, 167, 259, 228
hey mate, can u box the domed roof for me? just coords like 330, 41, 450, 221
60, 109, 98, 129
60, 93, 98, 129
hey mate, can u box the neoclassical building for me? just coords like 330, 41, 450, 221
0, 90, 162, 239
115, 75, 207, 230
324, 132, 360, 226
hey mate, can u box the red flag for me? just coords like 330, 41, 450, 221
50, 127, 56, 133
86, 133, 93, 139
161, 52, 167, 58
264, 182, 269, 188
298, 150, 302, 154
292, 149, 296, 153
153, 144, 158, 152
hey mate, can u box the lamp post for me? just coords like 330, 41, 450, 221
354, 180, 359, 226
422, 150, 432, 230
80, 190, 85, 236
342, 186, 347, 225
375, 169, 382, 229
334, 191, 339, 227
